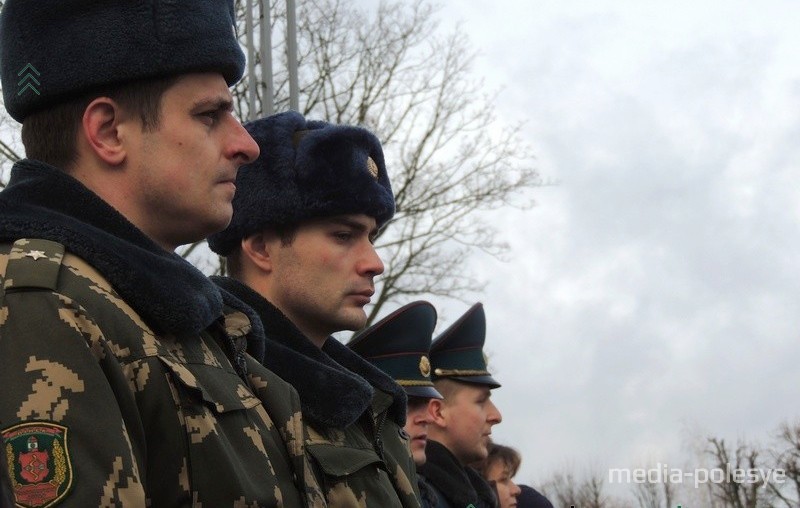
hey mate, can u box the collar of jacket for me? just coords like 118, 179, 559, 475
0, 160, 223, 336
418, 440, 499, 508
212, 275, 407, 428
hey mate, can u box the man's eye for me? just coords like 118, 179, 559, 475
198, 111, 220, 125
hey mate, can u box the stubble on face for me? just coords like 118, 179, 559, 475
129, 73, 253, 250
265, 215, 381, 342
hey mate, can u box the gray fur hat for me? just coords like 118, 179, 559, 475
1, 0, 245, 122
208, 110, 395, 256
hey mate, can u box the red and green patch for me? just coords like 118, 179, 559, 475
2, 422, 73, 507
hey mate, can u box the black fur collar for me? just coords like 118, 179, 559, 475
0, 160, 223, 335
212, 276, 407, 428
418, 440, 498, 508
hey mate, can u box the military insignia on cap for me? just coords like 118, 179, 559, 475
2, 422, 73, 507
366, 157, 379, 179
419, 356, 431, 378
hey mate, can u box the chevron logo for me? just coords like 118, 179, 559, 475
17, 63, 40, 96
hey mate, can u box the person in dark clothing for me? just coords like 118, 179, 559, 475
208, 110, 420, 508
348, 300, 445, 507
0, 1, 324, 506
517, 485, 554, 508
418, 303, 503, 508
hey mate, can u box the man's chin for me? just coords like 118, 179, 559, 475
337, 310, 368, 331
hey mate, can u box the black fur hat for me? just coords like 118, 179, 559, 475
1, 0, 245, 122
208, 111, 395, 256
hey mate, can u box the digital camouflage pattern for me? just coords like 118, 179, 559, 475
306, 390, 420, 508
0, 238, 325, 507
210, 279, 421, 508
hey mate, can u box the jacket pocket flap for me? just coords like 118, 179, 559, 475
161, 357, 260, 413
307, 443, 382, 476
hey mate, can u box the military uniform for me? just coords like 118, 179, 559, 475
348, 301, 442, 401
348, 301, 444, 508
418, 441, 497, 508
417, 303, 501, 508
213, 277, 419, 507
207, 111, 420, 508
0, 0, 325, 505
0, 162, 322, 507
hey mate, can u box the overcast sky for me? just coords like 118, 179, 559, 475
419, 0, 800, 499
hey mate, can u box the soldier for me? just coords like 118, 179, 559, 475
0, 1, 322, 506
208, 111, 420, 507
348, 301, 444, 507
418, 303, 503, 508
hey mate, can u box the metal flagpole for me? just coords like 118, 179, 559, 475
245, 0, 257, 120
286, 0, 299, 112
259, 0, 274, 116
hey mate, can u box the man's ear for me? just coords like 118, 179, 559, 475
427, 398, 447, 428
241, 233, 274, 274
81, 97, 128, 166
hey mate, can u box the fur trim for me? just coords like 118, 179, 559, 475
1, 0, 244, 122
208, 111, 394, 256
322, 337, 408, 426
0, 160, 222, 335
212, 276, 376, 428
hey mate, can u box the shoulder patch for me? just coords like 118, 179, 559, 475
2, 421, 73, 507
4, 239, 65, 291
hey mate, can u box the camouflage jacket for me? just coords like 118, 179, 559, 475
213, 277, 421, 508
0, 161, 324, 507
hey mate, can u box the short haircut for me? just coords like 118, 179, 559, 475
224, 223, 300, 279
474, 442, 522, 479
433, 378, 476, 403
407, 396, 432, 411
21, 76, 178, 170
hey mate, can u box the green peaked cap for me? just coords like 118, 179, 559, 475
429, 302, 500, 388
349, 301, 442, 399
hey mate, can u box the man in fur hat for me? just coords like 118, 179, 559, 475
208, 110, 420, 507
0, 2, 323, 506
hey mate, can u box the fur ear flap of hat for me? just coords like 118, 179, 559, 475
1, 0, 244, 122
208, 110, 395, 256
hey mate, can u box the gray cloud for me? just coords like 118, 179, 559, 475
437, 0, 800, 493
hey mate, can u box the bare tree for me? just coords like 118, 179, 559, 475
0, 0, 541, 324
543, 470, 583, 507
632, 476, 674, 508
766, 420, 800, 507
223, 0, 541, 323
542, 469, 630, 508
579, 474, 610, 508
704, 437, 776, 508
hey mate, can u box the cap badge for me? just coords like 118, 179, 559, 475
366, 157, 379, 179
419, 356, 431, 378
